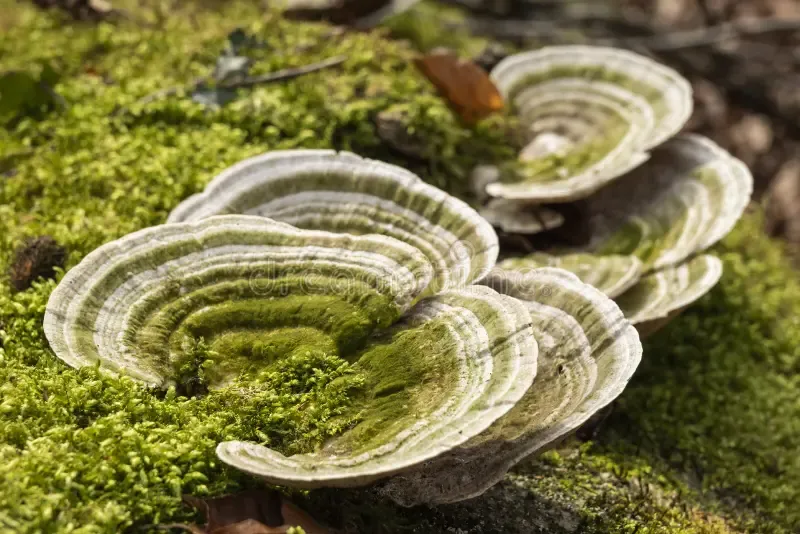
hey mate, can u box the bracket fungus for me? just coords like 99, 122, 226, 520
615, 254, 723, 326
479, 198, 564, 235
169, 150, 499, 293
39, 38, 751, 503
45, 206, 641, 500
381, 267, 641, 505
43, 216, 434, 386
494, 134, 752, 327
484, 45, 693, 203
498, 253, 642, 299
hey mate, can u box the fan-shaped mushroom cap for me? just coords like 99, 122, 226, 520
494, 135, 751, 321
497, 253, 642, 298
169, 150, 498, 293
217, 285, 538, 488
44, 216, 540, 490
616, 254, 723, 325
486, 45, 692, 203
381, 267, 641, 505
44, 216, 434, 386
585, 134, 752, 271
479, 199, 564, 234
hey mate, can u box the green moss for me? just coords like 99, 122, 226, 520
502, 118, 629, 184
596, 212, 800, 533
336, 319, 462, 454
173, 336, 215, 397
205, 327, 336, 386
0, 1, 797, 533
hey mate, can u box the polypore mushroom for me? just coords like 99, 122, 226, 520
43, 216, 433, 386
44, 212, 641, 501
495, 134, 752, 325
484, 45, 692, 203
382, 267, 641, 505
498, 253, 642, 299
615, 254, 723, 326
169, 150, 498, 293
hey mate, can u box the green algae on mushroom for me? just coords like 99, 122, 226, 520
485, 45, 692, 203
381, 267, 641, 505
43, 215, 434, 386
615, 254, 723, 326
494, 135, 752, 323
217, 285, 539, 488
168, 150, 499, 293
497, 253, 643, 299
44, 215, 542, 491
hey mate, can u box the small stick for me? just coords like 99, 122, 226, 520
628, 16, 800, 51
465, 13, 800, 52
121, 55, 347, 113
131, 75, 208, 109
219, 55, 347, 89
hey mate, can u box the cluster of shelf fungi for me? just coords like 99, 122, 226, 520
43, 45, 751, 506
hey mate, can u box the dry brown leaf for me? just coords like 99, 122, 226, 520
161, 489, 330, 534
414, 49, 504, 124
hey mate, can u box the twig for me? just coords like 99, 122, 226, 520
627, 16, 800, 51
131, 75, 208, 109
463, 10, 655, 43
219, 55, 347, 89
120, 56, 347, 113
465, 12, 800, 50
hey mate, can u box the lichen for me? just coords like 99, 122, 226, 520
0, 1, 797, 533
